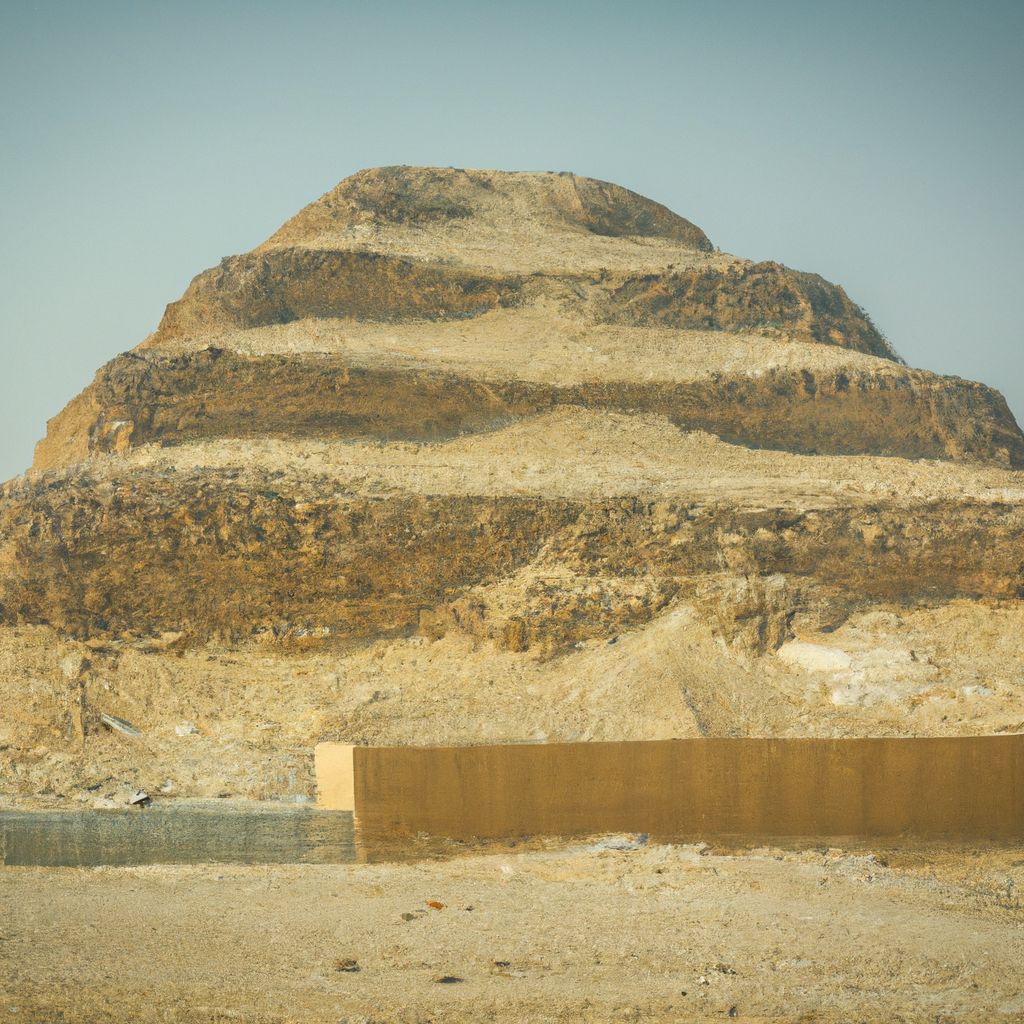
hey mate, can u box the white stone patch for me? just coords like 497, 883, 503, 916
829, 676, 888, 706
828, 671, 937, 707
962, 685, 994, 696
776, 636, 942, 707
777, 641, 852, 672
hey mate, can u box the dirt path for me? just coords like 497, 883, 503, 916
3, 840, 1022, 1022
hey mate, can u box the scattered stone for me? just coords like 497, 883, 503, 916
433, 975, 462, 984
100, 713, 142, 737
132, 631, 184, 653
128, 790, 150, 807
83, 638, 122, 652
962, 685, 994, 696
729, 1007, 738, 1017
333, 958, 359, 972
175, 722, 201, 736
426, 900, 445, 910
60, 655, 88, 680
588, 834, 648, 852
829, 681, 875, 706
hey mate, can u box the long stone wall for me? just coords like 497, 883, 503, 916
317, 736, 1024, 843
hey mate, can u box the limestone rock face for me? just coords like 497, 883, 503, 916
4, 168, 1024, 803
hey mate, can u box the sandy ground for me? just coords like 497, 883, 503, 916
2, 837, 1022, 1022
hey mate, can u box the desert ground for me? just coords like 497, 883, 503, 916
3, 835, 1022, 1023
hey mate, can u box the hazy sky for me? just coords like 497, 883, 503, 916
1, 0, 1021, 482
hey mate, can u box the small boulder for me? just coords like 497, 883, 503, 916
100, 713, 143, 737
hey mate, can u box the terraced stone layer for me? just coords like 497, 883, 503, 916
604, 262, 893, 355
2, 470, 1022, 652
155, 251, 527, 340
152, 253, 892, 357
32, 349, 1024, 471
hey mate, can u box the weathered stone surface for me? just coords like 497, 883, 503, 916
3, 467, 1023, 653
258, 165, 715, 249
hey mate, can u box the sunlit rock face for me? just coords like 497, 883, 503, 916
3, 167, 1024, 806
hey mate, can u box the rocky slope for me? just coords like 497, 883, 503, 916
3, 166, 1024, 806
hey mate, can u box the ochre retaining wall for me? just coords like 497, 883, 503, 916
317, 736, 1024, 842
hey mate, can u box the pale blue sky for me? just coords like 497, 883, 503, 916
2, 0, 1021, 481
